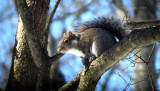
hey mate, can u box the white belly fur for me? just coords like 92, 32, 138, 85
67, 48, 85, 57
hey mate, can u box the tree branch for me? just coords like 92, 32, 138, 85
112, 0, 131, 20
49, 52, 64, 64
124, 20, 160, 30
15, 0, 47, 69
45, 0, 61, 31
58, 71, 82, 91
15, 0, 50, 90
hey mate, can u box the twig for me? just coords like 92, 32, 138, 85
101, 66, 117, 91
121, 62, 132, 72
134, 53, 145, 62
45, 0, 62, 62
123, 78, 132, 91
127, 48, 143, 59
45, 0, 61, 31
131, 72, 160, 85
114, 72, 127, 84
146, 43, 156, 91
134, 44, 156, 91
49, 52, 64, 64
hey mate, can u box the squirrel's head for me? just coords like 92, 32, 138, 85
58, 31, 80, 53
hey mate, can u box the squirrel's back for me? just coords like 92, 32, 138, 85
73, 17, 126, 40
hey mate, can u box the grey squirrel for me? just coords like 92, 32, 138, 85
57, 17, 127, 71
57, 17, 160, 72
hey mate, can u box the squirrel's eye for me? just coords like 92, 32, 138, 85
64, 39, 69, 43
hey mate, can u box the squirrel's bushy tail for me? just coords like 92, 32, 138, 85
74, 17, 126, 40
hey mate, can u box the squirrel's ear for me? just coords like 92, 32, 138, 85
68, 31, 73, 37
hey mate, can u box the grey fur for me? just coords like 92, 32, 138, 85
73, 17, 126, 40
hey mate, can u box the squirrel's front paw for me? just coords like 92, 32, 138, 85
82, 55, 96, 75
81, 56, 90, 73
89, 56, 96, 62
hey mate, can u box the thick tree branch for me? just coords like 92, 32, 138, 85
59, 25, 160, 90
15, 0, 47, 69
124, 20, 160, 30
15, 0, 50, 90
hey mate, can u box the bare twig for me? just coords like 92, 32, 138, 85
123, 71, 160, 90
114, 72, 127, 84
112, 0, 130, 20
49, 52, 64, 64
121, 62, 132, 72
128, 44, 156, 91
131, 72, 160, 85
101, 67, 117, 91
45, 0, 61, 31
124, 48, 144, 67
123, 78, 132, 91
146, 43, 156, 91
147, 44, 156, 62
125, 48, 143, 60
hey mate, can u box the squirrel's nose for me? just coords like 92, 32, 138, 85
58, 48, 61, 52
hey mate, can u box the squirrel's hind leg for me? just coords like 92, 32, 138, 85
91, 35, 117, 57
81, 56, 90, 71
81, 55, 96, 74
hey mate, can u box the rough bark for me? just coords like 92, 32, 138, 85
6, 17, 38, 91
6, 0, 50, 90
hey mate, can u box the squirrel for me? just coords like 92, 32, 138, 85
57, 17, 160, 72
57, 17, 127, 72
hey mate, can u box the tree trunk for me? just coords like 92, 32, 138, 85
6, 0, 50, 90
